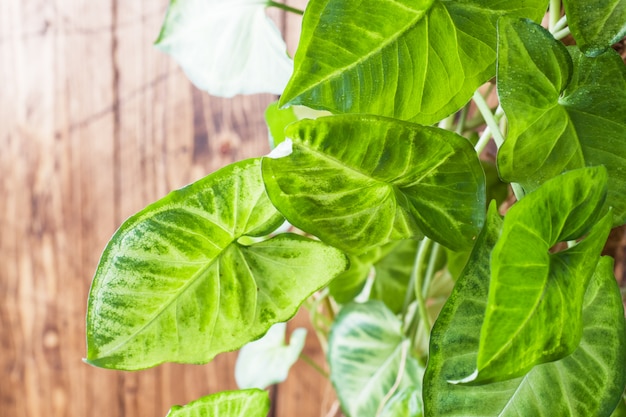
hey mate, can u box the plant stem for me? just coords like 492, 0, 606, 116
324, 296, 336, 322
549, 0, 561, 32
553, 26, 571, 41
414, 239, 433, 339
455, 105, 470, 136
267, 1, 305, 15
300, 352, 329, 378
472, 91, 505, 147
553, 15, 568, 32
422, 242, 441, 300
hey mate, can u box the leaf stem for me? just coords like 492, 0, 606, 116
553, 15, 568, 32
422, 242, 441, 300
472, 91, 505, 148
300, 352, 329, 378
549, 0, 561, 32
414, 239, 433, 339
553, 26, 571, 41
267, 1, 305, 15
455, 105, 470, 136
324, 296, 336, 322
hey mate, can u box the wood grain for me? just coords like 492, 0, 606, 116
0, 0, 334, 415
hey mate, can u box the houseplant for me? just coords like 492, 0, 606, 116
86, 0, 626, 415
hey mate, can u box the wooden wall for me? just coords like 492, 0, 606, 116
0, 0, 337, 415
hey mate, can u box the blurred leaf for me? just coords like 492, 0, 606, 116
329, 301, 423, 417
563, 0, 626, 56
155, 0, 292, 96
235, 323, 306, 389
280, 0, 546, 124
262, 115, 485, 254
166, 389, 269, 417
380, 387, 423, 417
86, 159, 347, 369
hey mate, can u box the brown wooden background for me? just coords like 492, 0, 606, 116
0, 0, 338, 415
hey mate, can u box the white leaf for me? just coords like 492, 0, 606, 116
235, 323, 306, 389
156, 0, 293, 97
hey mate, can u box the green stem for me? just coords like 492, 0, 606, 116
455, 104, 470, 136
473, 91, 505, 148
324, 296, 336, 322
438, 113, 456, 130
414, 239, 433, 338
553, 15, 568, 32
300, 352, 329, 379
511, 183, 526, 200
267, 1, 305, 15
549, 0, 561, 32
422, 242, 441, 300
553, 26, 571, 41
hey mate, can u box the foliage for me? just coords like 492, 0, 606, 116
86, 0, 626, 416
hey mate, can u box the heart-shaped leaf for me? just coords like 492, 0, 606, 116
262, 115, 486, 254
235, 323, 306, 389
497, 18, 626, 225
86, 158, 347, 370
166, 389, 269, 417
155, 0, 293, 97
563, 0, 626, 56
424, 204, 626, 416
465, 167, 612, 383
328, 301, 424, 417
279, 0, 546, 124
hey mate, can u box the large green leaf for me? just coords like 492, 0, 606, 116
235, 323, 306, 389
86, 158, 348, 370
464, 167, 612, 383
279, 0, 546, 124
497, 18, 626, 225
563, 0, 626, 56
328, 301, 423, 417
166, 389, 269, 417
262, 115, 486, 254
155, 0, 292, 96
424, 204, 626, 416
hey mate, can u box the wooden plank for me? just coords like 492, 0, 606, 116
0, 0, 316, 416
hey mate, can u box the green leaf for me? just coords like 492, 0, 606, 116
155, 0, 292, 97
370, 240, 419, 314
265, 102, 332, 148
563, 0, 626, 56
166, 389, 270, 417
262, 115, 486, 254
497, 18, 626, 225
424, 205, 626, 415
86, 158, 348, 370
279, 0, 546, 124
611, 393, 626, 417
380, 387, 423, 417
329, 301, 424, 417
465, 167, 612, 383
235, 323, 306, 389
329, 252, 375, 304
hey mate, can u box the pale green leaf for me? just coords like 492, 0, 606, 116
280, 0, 546, 124
424, 205, 626, 416
262, 115, 486, 254
86, 158, 347, 370
563, 0, 626, 56
329, 301, 424, 417
166, 389, 269, 417
467, 167, 612, 383
497, 18, 626, 225
235, 323, 306, 389
265, 102, 332, 148
155, 0, 292, 97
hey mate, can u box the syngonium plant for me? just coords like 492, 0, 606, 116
86, 0, 626, 416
